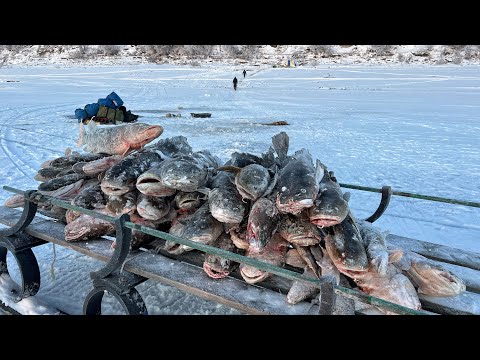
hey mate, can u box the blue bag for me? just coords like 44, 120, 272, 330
97, 98, 116, 108
75, 108, 88, 122
84, 103, 100, 117
106, 91, 124, 108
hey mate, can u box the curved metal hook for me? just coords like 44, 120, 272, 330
364, 186, 392, 223
0, 190, 38, 237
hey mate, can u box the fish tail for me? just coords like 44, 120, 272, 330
76, 122, 85, 147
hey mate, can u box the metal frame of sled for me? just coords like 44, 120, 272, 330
1, 185, 477, 315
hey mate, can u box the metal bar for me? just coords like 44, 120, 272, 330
339, 183, 480, 208
334, 286, 431, 315
318, 278, 336, 315
2, 185, 432, 315
90, 214, 132, 280
125, 222, 431, 315
3, 186, 117, 223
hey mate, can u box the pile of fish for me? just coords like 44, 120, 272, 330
4, 123, 466, 314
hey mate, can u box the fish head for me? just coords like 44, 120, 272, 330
208, 188, 246, 224
175, 191, 205, 210
408, 257, 466, 296
4, 194, 25, 208
309, 187, 349, 227
246, 198, 278, 249
101, 178, 136, 196
202, 234, 237, 279
239, 263, 271, 284
160, 157, 208, 192
126, 124, 164, 148
278, 212, 321, 246
235, 164, 271, 201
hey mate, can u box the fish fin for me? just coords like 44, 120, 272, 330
64, 147, 72, 156
196, 187, 211, 196
342, 192, 351, 202
388, 249, 403, 263
262, 167, 278, 197
272, 132, 289, 158
76, 123, 85, 147
315, 160, 326, 183
88, 118, 97, 131
216, 165, 241, 174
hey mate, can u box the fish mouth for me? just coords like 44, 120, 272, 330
65, 226, 90, 241
276, 196, 313, 214
203, 263, 230, 279
4, 194, 25, 208
136, 177, 176, 196
100, 184, 130, 196
210, 209, 244, 224
136, 126, 164, 144
283, 235, 319, 246
240, 265, 270, 284
310, 216, 343, 227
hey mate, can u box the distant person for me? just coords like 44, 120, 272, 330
233, 76, 238, 91
243, 69, 247, 78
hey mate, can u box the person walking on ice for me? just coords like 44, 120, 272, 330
243, 69, 247, 78
233, 76, 238, 91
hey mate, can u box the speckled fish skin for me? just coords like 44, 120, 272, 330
35, 167, 72, 182
208, 172, 246, 224
278, 211, 321, 246
234, 163, 272, 201
275, 149, 324, 215
129, 211, 169, 250
246, 197, 279, 250
72, 183, 106, 210
39, 179, 85, 200
239, 233, 289, 284
49, 152, 109, 169
286, 267, 320, 305
72, 155, 124, 176
106, 191, 137, 216
166, 203, 223, 254
64, 209, 116, 242
356, 220, 389, 276
37, 204, 68, 223
175, 191, 206, 211
136, 193, 171, 220
203, 233, 239, 279
388, 245, 466, 297
156, 150, 219, 192
309, 168, 349, 227
325, 214, 369, 273
38, 173, 86, 192
152, 135, 193, 158
229, 219, 249, 250
229, 152, 264, 168
101, 149, 163, 196
78, 122, 163, 155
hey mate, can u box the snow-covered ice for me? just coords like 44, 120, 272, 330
0, 63, 479, 314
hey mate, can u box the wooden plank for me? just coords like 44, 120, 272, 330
0, 206, 476, 315
419, 292, 480, 315
387, 234, 480, 271
0, 207, 314, 315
